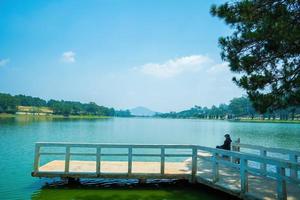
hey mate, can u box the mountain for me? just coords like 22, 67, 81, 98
130, 106, 157, 117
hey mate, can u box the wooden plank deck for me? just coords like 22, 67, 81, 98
38, 160, 189, 175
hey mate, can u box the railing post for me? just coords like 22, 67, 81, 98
232, 138, 240, 164
191, 147, 197, 183
161, 147, 165, 175
276, 167, 287, 200
289, 153, 298, 179
128, 147, 132, 174
65, 146, 71, 173
232, 138, 240, 151
212, 152, 219, 183
33, 144, 41, 173
240, 158, 248, 195
260, 149, 267, 175
96, 147, 101, 176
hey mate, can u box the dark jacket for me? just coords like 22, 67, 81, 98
220, 138, 232, 150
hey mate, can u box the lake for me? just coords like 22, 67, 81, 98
0, 117, 300, 200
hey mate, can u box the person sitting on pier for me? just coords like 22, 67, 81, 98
216, 134, 232, 150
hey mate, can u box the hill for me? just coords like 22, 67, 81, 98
130, 106, 157, 117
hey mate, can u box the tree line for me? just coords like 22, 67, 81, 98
156, 97, 300, 120
1, 92, 299, 120
0, 93, 131, 117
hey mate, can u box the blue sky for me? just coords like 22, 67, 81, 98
0, 0, 243, 112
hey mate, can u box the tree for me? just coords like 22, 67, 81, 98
210, 105, 220, 119
0, 93, 17, 113
85, 102, 99, 115
0, 92, 115, 117
211, 0, 300, 113
229, 97, 253, 117
115, 110, 132, 117
15, 95, 47, 106
218, 104, 229, 119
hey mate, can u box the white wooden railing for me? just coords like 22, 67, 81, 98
232, 141, 300, 179
198, 145, 300, 200
33, 143, 198, 179
33, 142, 300, 200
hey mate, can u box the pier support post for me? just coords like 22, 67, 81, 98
138, 179, 147, 184
66, 178, 80, 185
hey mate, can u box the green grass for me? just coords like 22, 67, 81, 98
32, 188, 201, 200
31, 185, 236, 200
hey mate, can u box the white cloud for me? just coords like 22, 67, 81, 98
137, 55, 213, 78
0, 58, 10, 67
61, 51, 76, 63
207, 62, 229, 74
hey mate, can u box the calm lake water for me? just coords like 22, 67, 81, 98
0, 117, 300, 200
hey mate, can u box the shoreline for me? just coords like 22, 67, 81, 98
0, 113, 111, 119
236, 118, 300, 124
1, 113, 300, 124
155, 117, 300, 124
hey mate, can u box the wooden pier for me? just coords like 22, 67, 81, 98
32, 142, 300, 200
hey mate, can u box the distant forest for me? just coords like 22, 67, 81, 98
0, 93, 131, 117
156, 97, 300, 120
1, 92, 300, 120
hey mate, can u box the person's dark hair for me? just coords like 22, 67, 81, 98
224, 134, 230, 138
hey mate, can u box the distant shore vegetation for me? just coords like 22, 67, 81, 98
0, 93, 131, 118
156, 97, 300, 122
1, 92, 300, 122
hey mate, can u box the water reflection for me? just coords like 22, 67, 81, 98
0, 115, 111, 126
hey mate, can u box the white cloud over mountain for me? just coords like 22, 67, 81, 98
137, 55, 227, 78
206, 62, 228, 74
